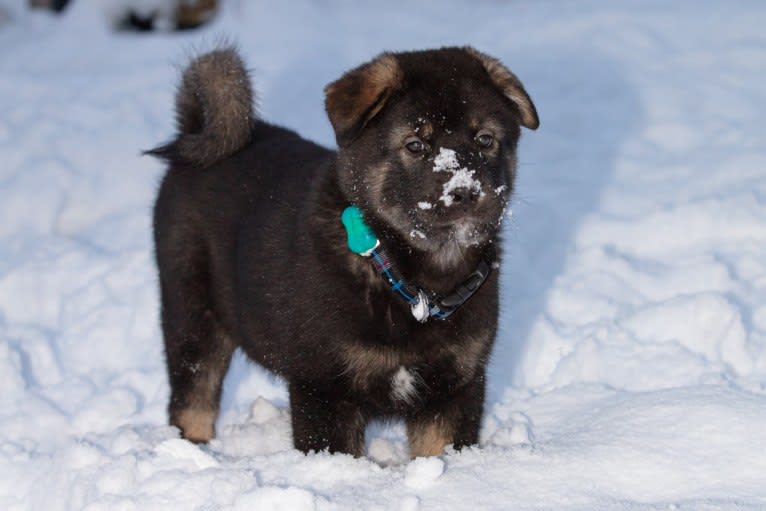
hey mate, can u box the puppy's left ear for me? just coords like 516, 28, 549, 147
325, 53, 403, 147
466, 48, 539, 130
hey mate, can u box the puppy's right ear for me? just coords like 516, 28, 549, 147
325, 53, 402, 147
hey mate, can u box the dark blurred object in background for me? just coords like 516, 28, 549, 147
27, 0, 219, 31
175, 0, 217, 30
28, 0, 70, 13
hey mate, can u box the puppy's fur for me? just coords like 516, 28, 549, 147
150, 46, 537, 456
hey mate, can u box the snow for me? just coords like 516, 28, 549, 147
1, 0, 766, 509
433, 147, 462, 173
432, 147, 485, 206
404, 457, 445, 490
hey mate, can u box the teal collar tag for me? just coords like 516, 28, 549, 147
341, 206, 379, 256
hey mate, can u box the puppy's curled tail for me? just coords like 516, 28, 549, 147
147, 46, 255, 168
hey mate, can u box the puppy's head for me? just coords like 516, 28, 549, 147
325, 47, 538, 266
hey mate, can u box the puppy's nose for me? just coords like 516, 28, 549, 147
448, 187, 479, 205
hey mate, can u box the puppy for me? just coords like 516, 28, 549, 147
149, 46, 538, 457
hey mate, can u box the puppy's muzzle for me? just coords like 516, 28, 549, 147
446, 186, 480, 205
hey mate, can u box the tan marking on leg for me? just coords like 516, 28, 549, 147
174, 408, 216, 443
408, 417, 454, 458
170, 318, 234, 444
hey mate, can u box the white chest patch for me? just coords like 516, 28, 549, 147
391, 366, 419, 404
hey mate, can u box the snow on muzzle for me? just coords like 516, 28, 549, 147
432, 147, 486, 207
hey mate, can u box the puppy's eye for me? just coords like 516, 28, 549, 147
476, 132, 494, 148
405, 139, 426, 154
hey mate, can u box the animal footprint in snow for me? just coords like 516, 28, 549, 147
489, 411, 535, 447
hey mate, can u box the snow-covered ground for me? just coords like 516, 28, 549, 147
2, 0, 766, 509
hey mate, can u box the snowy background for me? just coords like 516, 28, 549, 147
1, 0, 766, 509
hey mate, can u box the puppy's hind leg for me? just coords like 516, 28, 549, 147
158, 246, 235, 443
151, 46, 255, 442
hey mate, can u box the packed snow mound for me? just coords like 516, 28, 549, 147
1, 0, 766, 509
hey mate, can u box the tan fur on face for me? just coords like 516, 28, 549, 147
415, 120, 434, 139
465, 47, 539, 130
325, 53, 403, 145
467, 117, 506, 140
408, 416, 455, 457
365, 161, 393, 210
174, 408, 215, 443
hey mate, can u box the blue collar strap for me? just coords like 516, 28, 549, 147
341, 206, 493, 322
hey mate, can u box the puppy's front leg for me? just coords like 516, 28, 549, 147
407, 372, 486, 457
289, 379, 366, 456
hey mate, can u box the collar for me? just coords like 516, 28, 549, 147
341, 205, 494, 322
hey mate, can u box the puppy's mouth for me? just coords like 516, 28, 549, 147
406, 215, 494, 248
397, 193, 508, 252
440, 218, 495, 247
451, 220, 486, 246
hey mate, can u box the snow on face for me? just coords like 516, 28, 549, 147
432, 148, 485, 206
432, 146, 461, 172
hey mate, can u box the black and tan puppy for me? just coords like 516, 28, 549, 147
150, 46, 537, 457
